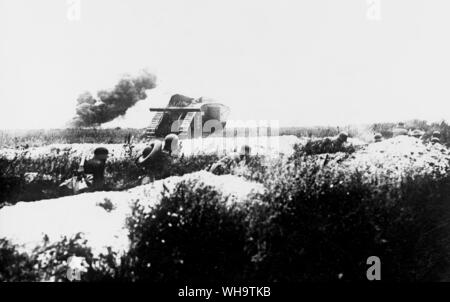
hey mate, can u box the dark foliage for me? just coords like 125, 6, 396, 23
125, 181, 250, 282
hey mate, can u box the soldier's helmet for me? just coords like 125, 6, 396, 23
142, 147, 153, 158
411, 129, 422, 138
374, 133, 382, 142
163, 133, 180, 154
431, 137, 441, 144
337, 132, 348, 143
135, 140, 163, 166
240, 144, 251, 157
393, 122, 408, 137
93, 147, 109, 161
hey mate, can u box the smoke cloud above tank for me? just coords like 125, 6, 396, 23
70, 70, 157, 127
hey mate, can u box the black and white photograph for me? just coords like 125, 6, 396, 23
1, 0, 450, 290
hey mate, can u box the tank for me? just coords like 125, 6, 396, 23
143, 94, 230, 139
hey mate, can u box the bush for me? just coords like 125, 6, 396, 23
0, 239, 40, 281
0, 152, 80, 204
120, 147, 450, 281
125, 180, 250, 282
243, 154, 450, 281
0, 157, 27, 204
0, 234, 124, 282
293, 137, 357, 156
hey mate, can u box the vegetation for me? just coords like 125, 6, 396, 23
2, 119, 450, 148
296, 137, 357, 156
124, 181, 250, 282
3, 138, 450, 281
0, 128, 144, 147
0, 150, 220, 205
3, 121, 450, 281
0, 234, 122, 282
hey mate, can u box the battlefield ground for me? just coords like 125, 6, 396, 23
2, 120, 450, 282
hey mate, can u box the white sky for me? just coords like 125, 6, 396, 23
1, 0, 450, 129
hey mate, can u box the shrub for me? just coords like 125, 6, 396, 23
125, 180, 250, 282
0, 157, 27, 204
0, 239, 40, 281
0, 234, 124, 282
0, 152, 78, 204
297, 137, 357, 156
244, 154, 450, 281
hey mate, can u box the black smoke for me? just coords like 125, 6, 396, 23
70, 70, 157, 127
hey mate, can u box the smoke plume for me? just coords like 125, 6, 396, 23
70, 70, 157, 127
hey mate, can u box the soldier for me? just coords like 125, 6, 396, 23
77, 147, 109, 192
432, 130, 441, 138
326, 131, 349, 151
336, 131, 348, 144
374, 133, 383, 143
410, 129, 423, 139
393, 122, 408, 137
431, 130, 441, 144
208, 145, 251, 175
162, 133, 180, 156
135, 134, 180, 184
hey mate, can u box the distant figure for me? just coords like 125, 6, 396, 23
431, 130, 441, 144
136, 134, 180, 184
336, 132, 349, 144
162, 133, 180, 156
327, 131, 349, 150
374, 133, 383, 143
432, 130, 441, 138
410, 129, 423, 139
79, 147, 109, 191
392, 122, 408, 137
58, 147, 109, 194
209, 145, 251, 175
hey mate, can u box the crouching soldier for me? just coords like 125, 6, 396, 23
374, 133, 383, 143
335, 131, 348, 145
60, 147, 109, 194
393, 122, 408, 137
208, 145, 251, 175
410, 129, 423, 139
135, 134, 180, 185
327, 131, 349, 151
78, 147, 109, 192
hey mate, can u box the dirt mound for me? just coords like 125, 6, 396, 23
322, 136, 450, 183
